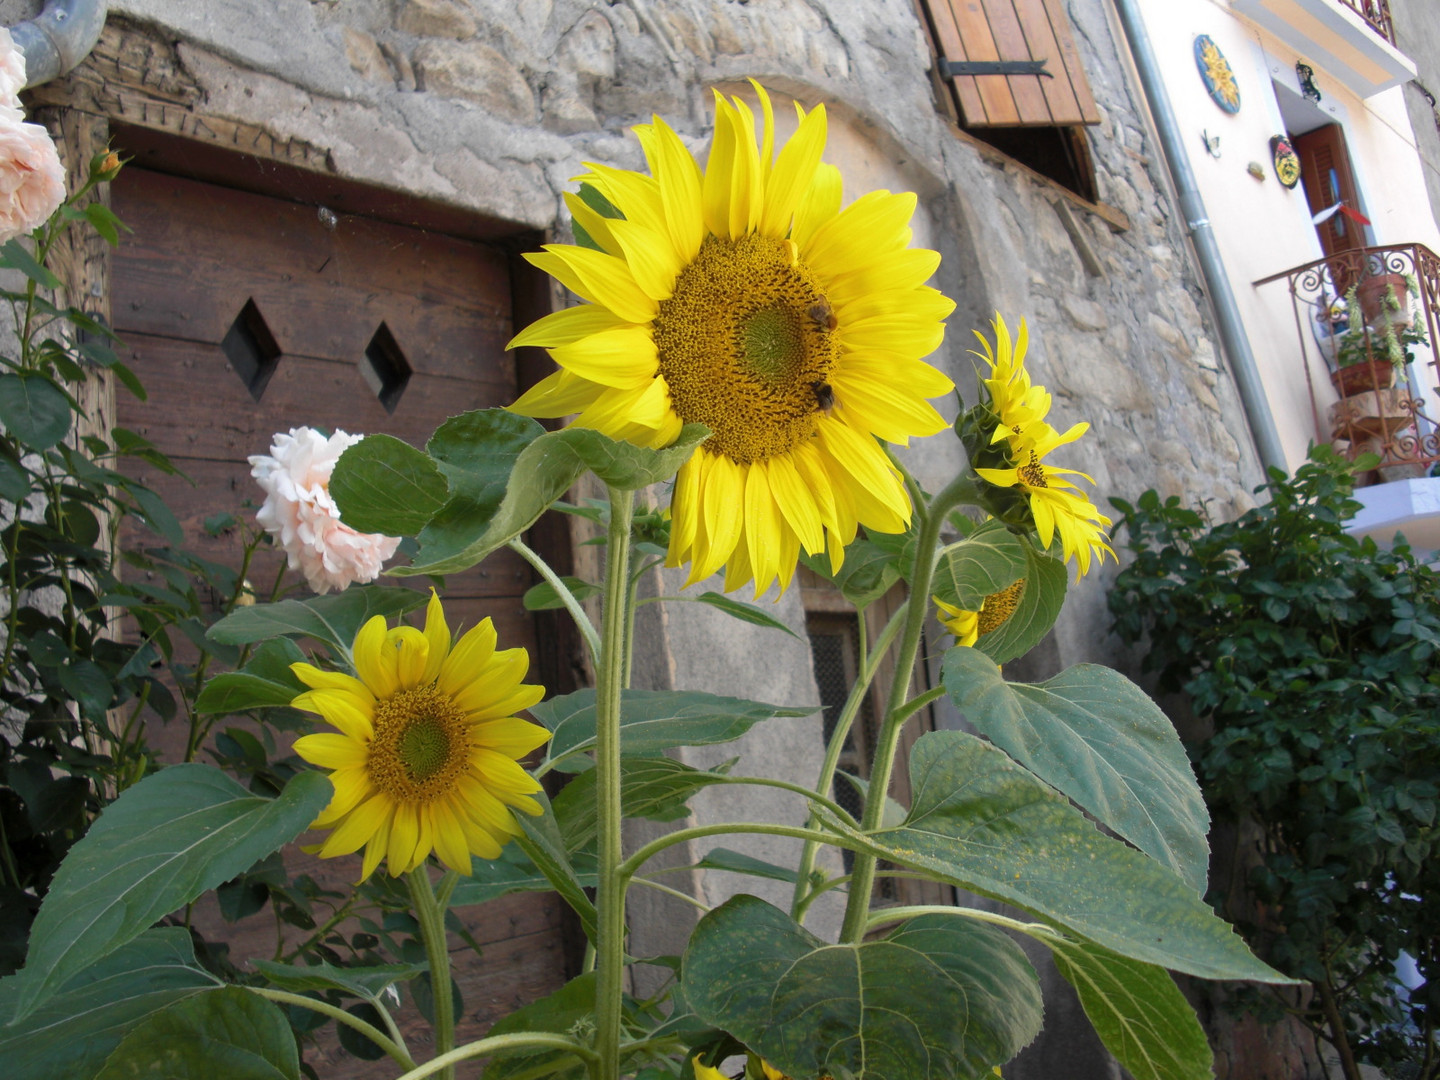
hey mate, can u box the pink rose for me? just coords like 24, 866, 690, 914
249, 427, 402, 595
0, 118, 64, 243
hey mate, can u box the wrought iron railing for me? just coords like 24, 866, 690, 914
1255, 243, 1440, 480
1336, 0, 1396, 46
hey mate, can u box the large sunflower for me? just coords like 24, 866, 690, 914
510, 84, 955, 594
290, 591, 551, 880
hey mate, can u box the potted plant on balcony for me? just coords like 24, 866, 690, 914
1355, 268, 1417, 332
1326, 284, 1428, 396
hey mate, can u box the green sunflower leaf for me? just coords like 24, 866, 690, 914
831, 731, 1287, 982
206, 585, 429, 655
94, 985, 300, 1080
448, 840, 598, 908
195, 637, 309, 714
414, 409, 546, 568
693, 847, 798, 884
532, 689, 814, 773
250, 960, 426, 1003
942, 648, 1209, 892
0, 929, 221, 1080
331, 433, 449, 536
396, 423, 709, 578
931, 519, 1027, 610
8, 765, 333, 1021
681, 896, 1043, 1080
553, 757, 731, 852
523, 575, 602, 611
689, 591, 799, 636
1048, 938, 1214, 1080
799, 537, 901, 610
972, 540, 1067, 664
514, 791, 599, 943
480, 971, 651, 1080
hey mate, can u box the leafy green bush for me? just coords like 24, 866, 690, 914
1110, 445, 1439, 1080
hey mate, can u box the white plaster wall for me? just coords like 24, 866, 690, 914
1136, 0, 1440, 470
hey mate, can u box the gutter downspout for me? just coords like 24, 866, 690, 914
1111, 0, 1288, 474
9, 0, 107, 88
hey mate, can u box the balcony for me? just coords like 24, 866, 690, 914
1256, 243, 1440, 548
1230, 0, 1415, 97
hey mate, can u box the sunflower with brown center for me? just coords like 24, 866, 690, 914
509, 84, 955, 594
290, 591, 551, 880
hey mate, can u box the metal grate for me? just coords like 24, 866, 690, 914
808, 616, 878, 874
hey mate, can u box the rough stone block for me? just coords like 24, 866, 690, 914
397, 0, 477, 40
413, 39, 535, 123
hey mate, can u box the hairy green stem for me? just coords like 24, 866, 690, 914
390, 1034, 598, 1080
407, 868, 456, 1080
789, 601, 907, 921
839, 471, 979, 943
510, 536, 601, 660
618, 821, 844, 882
595, 485, 635, 1080
248, 987, 415, 1070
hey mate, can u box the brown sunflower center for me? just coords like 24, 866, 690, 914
978, 578, 1025, 636
1018, 452, 1047, 489
367, 685, 470, 802
653, 233, 840, 464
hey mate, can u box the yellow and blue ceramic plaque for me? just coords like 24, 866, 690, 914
1195, 35, 1240, 114
1270, 135, 1301, 188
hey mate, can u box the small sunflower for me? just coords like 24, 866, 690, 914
291, 591, 551, 880
933, 576, 1026, 647
969, 316, 1114, 577
510, 83, 955, 595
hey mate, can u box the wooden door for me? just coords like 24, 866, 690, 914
110, 165, 569, 1072
1293, 123, 1365, 259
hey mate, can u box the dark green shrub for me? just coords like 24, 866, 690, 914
1110, 445, 1439, 1080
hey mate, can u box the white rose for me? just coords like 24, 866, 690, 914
249, 427, 402, 595
0, 29, 27, 110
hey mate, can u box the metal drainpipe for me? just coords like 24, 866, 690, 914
1111, 0, 1288, 474
8, 0, 107, 88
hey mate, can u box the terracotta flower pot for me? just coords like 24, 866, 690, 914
1330, 359, 1396, 397
1357, 274, 1412, 331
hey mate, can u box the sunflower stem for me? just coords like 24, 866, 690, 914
595, 484, 635, 1080
788, 600, 907, 923
838, 470, 973, 944
407, 867, 457, 1080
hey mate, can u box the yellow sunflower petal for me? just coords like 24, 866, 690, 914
387, 803, 422, 876
760, 102, 827, 238
468, 682, 546, 723
805, 190, 918, 272
668, 454, 702, 566
637, 114, 704, 264
525, 247, 657, 324
450, 648, 530, 716
563, 190, 624, 258
508, 303, 631, 350
471, 716, 553, 758
294, 732, 367, 770
793, 161, 842, 251
550, 326, 660, 389
359, 814, 393, 882
388, 626, 429, 692
766, 454, 825, 554
509, 368, 605, 419
438, 618, 498, 698
421, 589, 450, 686
432, 802, 476, 874
606, 218, 682, 301
320, 794, 392, 858
292, 690, 375, 741
290, 663, 373, 705
353, 615, 399, 700
313, 766, 371, 828
697, 453, 745, 581
744, 461, 783, 595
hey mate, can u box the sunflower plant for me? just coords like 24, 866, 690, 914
2, 86, 1290, 1080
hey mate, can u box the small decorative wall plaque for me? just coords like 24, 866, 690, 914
1195, 35, 1241, 114
1270, 135, 1301, 188
1296, 61, 1322, 104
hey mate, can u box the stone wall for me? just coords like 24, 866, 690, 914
5, 0, 1273, 1076
1392, 0, 1440, 233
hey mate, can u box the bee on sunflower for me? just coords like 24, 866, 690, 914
961, 314, 1114, 577
509, 83, 955, 596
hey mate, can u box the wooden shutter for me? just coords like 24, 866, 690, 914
922, 0, 1101, 127
1293, 123, 1365, 259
